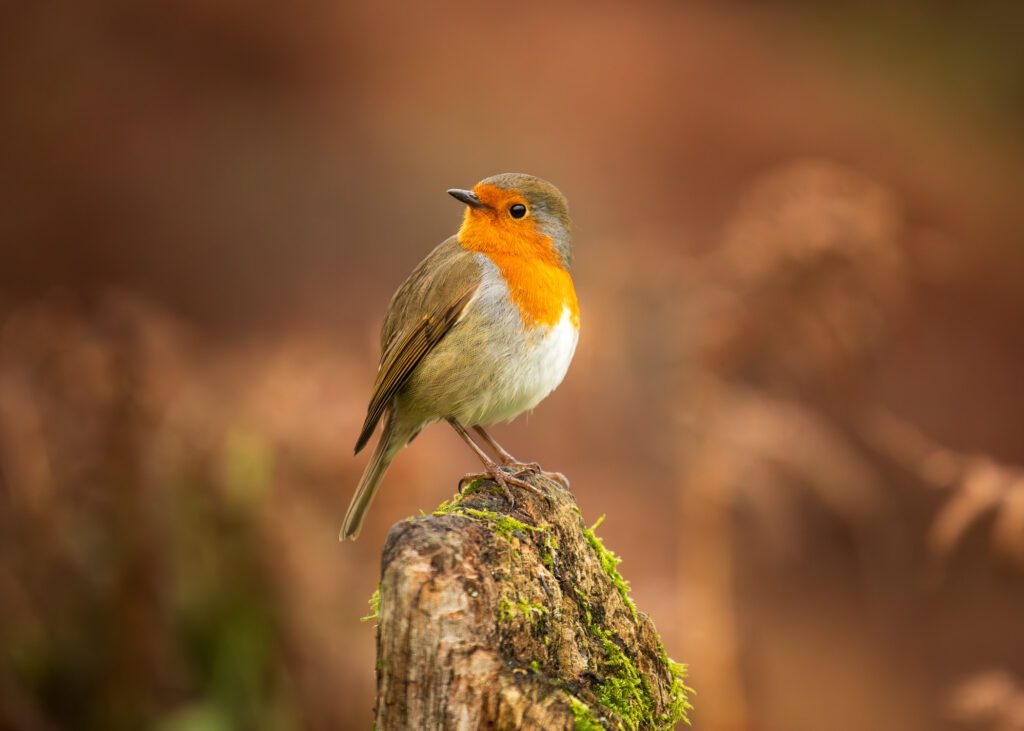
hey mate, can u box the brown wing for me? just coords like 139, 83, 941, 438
354, 238, 480, 453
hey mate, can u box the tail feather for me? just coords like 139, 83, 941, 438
341, 418, 405, 540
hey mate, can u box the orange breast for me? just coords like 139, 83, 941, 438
456, 187, 579, 329
484, 252, 579, 329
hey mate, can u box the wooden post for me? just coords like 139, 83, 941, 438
370, 474, 691, 730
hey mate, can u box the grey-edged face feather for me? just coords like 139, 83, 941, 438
479, 173, 573, 269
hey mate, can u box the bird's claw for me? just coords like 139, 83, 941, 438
502, 461, 570, 489
458, 464, 549, 509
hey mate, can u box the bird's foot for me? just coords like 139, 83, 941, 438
458, 464, 548, 509
500, 460, 570, 489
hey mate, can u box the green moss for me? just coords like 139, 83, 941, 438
433, 496, 693, 728
472, 509, 546, 541
574, 579, 692, 729
566, 693, 604, 731
518, 596, 548, 623
360, 585, 380, 623
541, 530, 559, 570
432, 493, 548, 544
573, 590, 646, 727
593, 625, 655, 731
582, 515, 638, 623
663, 660, 694, 727
499, 593, 548, 625
498, 596, 514, 623
573, 587, 593, 625
432, 494, 467, 516
653, 635, 694, 727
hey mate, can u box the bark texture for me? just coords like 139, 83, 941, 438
371, 473, 691, 730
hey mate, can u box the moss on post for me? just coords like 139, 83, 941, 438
371, 474, 692, 730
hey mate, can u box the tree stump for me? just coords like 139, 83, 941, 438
369, 473, 692, 730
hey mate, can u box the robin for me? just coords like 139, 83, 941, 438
341, 173, 579, 540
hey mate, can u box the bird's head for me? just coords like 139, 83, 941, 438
449, 173, 572, 270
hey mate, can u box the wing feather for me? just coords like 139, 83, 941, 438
354, 238, 481, 454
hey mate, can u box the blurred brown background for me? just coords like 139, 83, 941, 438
2, 2, 1024, 730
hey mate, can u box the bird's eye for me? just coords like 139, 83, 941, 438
509, 203, 527, 219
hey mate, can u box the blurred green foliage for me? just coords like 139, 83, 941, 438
792, 2, 1024, 135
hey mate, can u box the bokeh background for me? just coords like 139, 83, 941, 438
3, 2, 1024, 730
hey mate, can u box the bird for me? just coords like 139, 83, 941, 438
340, 173, 579, 540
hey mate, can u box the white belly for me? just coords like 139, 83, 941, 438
465, 305, 578, 425
399, 255, 579, 429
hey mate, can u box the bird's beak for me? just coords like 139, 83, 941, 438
447, 188, 488, 209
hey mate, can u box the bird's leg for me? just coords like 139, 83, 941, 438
472, 425, 522, 466
472, 425, 571, 489
447, 419, 546, 506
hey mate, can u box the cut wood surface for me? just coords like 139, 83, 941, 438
369, 472, 691, 730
